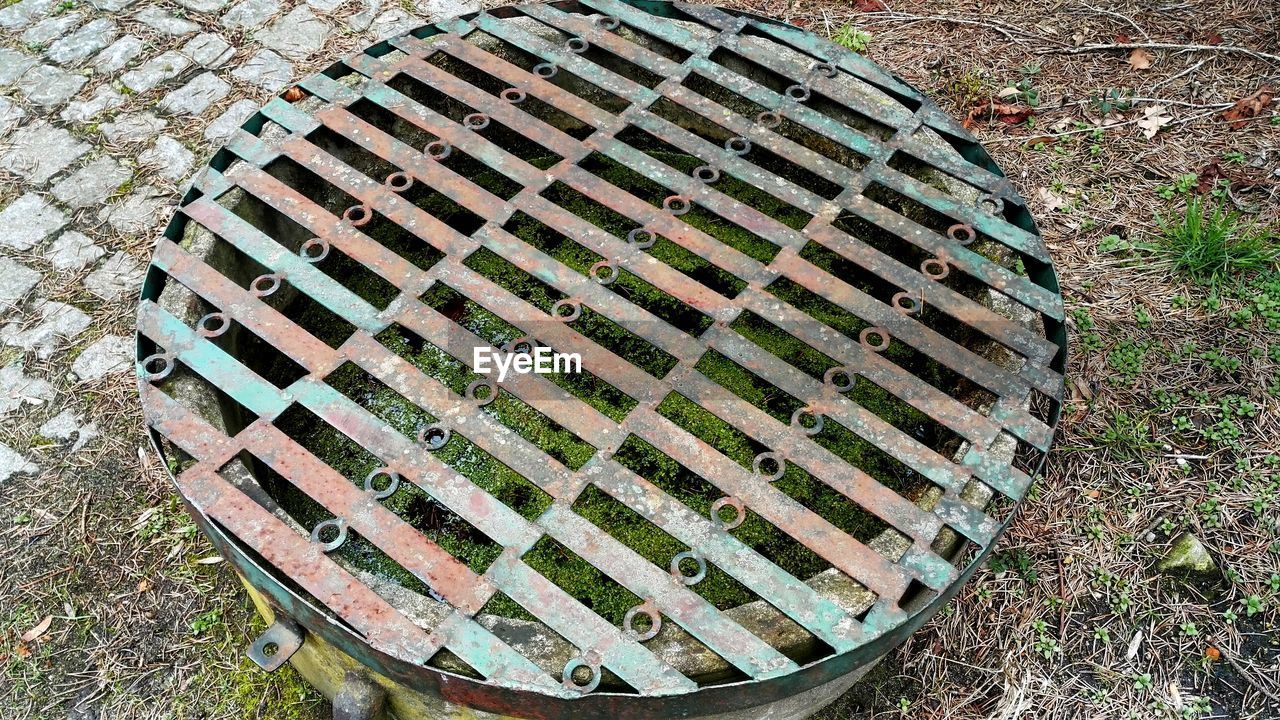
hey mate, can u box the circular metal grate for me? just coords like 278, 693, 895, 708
137, 1, 1066, 717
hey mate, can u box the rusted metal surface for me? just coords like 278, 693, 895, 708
137, 1, 1066, 717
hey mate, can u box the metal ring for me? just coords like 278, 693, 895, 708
947, 223, 976, 245
343, 204, 372, 227
533, 63, 558, 78
466, 379, 497, 406
502, 336, 534, 355
756, 110, 782, 129
425, 140, 452, 160
627, 228, 655, 249
670, 551, 706, 585
364, 468, 401, 500
566, 37, 588, 53
724, 137, 751, 155
562, 656, 601, 693
417, 424, 451, 450
623, 602, 662, 642
385, 171, 413, 192
595, 15, 620, 30
552, 299, 582, 321
785, 84, 811, 101
791, 407, 823, 436
859, 327, 890, 351
140, 352, 175, 382
922, 257, 949, 280
891, 292, 921, 315
197, 312, 230, 338
663, 195, 691, 215
753, 451, 785, 481
710, 496, 745, 530
500, 88, 526, 103
590, 260, 618, 285
812, 61, 838, 78
693, 165, 720, 183
250, 273, 283, 297
463, 113, 490, 130
310, 518, 347, 552
823, 365, 856, 391
977, 194, 1005, 215
300, 237, 329, 262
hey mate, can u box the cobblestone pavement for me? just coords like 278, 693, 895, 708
0, 0, 475, 716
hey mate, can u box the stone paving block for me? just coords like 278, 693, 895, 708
231, 48, 293, 91
182, 33, 234, 68
98, 187, 170, 236
139, 136, 195, 182
159, 72, 231, 115
101, 113, 168, 143
0, 97, 25, 138
72, 335, 132, 380
306, 0, 347, 11
256, 6, 330, 60
0, 258, 42, 310
93, 34, 144, 73
176, 0, 228, 11
46, 17, 118, 66
60, 85, 125, 123
51, 156, 132, 209
0, 122, 91, 184
0, 362, 55, 415
0, 442, 39, 483
220, 0, 279, 30
0, 0, 58, 29
45, 230, 107, 270
20, 11, 84, 46
0, 49, 38, 85
120, 50, 192, 93
38, 408, 99, 452
91, 0, 142, 9
203, 98, 258, 144
15, 63, 88, 109
1, 300, 92, 359
84, 252, 146, 300
0, 194, 69, 251
134, 7, 200, 35
368, 8, 417, 40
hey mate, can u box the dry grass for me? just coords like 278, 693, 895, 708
2, 0, 1278, 718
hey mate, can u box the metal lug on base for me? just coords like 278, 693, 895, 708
247, 616, 303, 671
333, 671, 387, 720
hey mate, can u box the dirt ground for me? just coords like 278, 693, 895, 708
2, 0, 1278, 718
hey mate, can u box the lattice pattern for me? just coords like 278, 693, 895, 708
138, 0, 1064, 706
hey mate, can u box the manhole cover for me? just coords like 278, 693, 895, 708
137, 1, 1066, 717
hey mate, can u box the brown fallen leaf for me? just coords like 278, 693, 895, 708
282, 87, 305, 102
1115, 33, 1132, 44
1206, 31, 1223, 45
1128, 48, 1154, 70
1024, 135, 1059, 148
853, 0, 887, 10
1037, 187, 1069, 212
963, 100, 1034, 129
20, 615, 52, 644
1195, 162, 1226, 194
1222, 85, 1274, 129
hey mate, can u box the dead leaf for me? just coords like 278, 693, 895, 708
1206, 31, 1223, 45
1205, 646, 1221, 662
1037, 187, 1069, 212
1127, 48, 1154, 70
1126, 629, 1144, 661
137, 579, 151, 593
1136, 104, 1172, 139
963, 100, 1035, 129
20, 615, 52, 644
1195, 162, 1226, 194
14, 643, 31, 659
195, 556, 224, 565
282, 87, 305, 102
1222, 85, 1274, 129
1115, 33, 1131, 43
1024, 135, 1059, 148
853, 0, 887, 10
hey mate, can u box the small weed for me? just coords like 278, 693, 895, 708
832, 25, 873, 53
1152, 197, 1278, 285
189, 609, 222, 636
